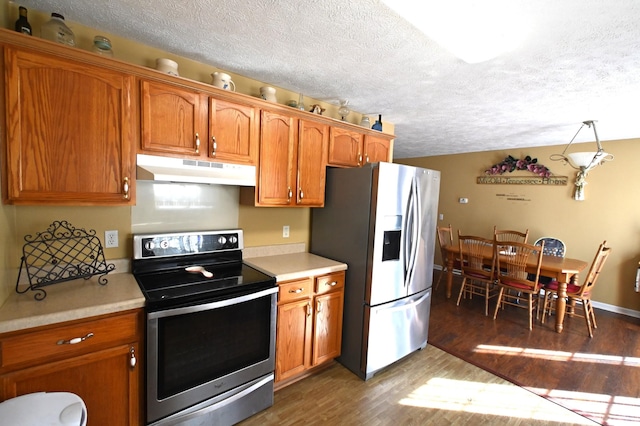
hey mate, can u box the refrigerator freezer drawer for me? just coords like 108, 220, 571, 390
362, 288, 431, 380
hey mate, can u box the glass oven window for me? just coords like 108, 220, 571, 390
156, 295, 272, 399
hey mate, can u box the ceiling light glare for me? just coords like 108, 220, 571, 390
382, 0, 530, 63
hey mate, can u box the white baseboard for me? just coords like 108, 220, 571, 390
591, 301, 640, 319
433, 266, 640, 319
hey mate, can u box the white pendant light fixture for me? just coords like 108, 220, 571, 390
550, 120, 613, 201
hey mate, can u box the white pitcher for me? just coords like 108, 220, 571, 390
211, 72, 235, 91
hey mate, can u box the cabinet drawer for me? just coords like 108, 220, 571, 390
278, 279, 313, 304
315, 272, 345, 295
0, 310, 140, 371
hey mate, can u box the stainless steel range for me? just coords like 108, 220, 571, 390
132, 229, 277, 426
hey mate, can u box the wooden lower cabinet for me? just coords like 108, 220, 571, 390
0, 309, 143, 426
275, 271, 345, 386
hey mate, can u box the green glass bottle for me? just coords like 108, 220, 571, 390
14, 6, 32, 35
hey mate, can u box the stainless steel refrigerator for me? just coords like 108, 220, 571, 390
311, 162, 440, 380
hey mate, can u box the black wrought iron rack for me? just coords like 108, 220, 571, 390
16, 220, 116, 300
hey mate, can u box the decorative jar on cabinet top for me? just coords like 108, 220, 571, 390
41, 13, 75, 46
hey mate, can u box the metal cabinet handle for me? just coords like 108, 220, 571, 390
211, 136, 217, 156
288, 288, 304, 294
307, 302, 312, 317
130, 346, 137, 368
195, 132, 201, 154
358, 153, 363, 166
123, 177, 130, 200
299, 188, 304, 200
287, 187, 293, 203
57, 332, 94, 345
365, 154, 370, 164
326, 281, 338, 287
316, 301, 322, 313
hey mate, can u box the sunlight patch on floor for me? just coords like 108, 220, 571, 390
473, 344, 640, 425
399, 377, 594, 424
474, 344, 640, 367
529, 387, 640, 426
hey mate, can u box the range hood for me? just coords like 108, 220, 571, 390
136, 154, 256, 186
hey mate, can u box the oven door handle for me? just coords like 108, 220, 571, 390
148, 286, 278, 319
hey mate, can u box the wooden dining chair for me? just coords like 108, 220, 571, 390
457, 234, 499, 315
435, 224, 460, 290
541, 241, 611, 337
494, 226, 529, 243
493, 240, 544, 330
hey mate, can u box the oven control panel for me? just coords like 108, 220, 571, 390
133, 229, 244, 259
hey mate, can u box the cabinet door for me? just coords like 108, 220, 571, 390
140, 79, 208, 156
312, 290, 344, 366
327, 127, 363, 167
364, 135, 392, 164
275, 299, 312, 382
296, 119, 328, 206
3, 47, 135, 205
0, 343, 141, 426
257, 110, 297, 206
208, 98, 259, 165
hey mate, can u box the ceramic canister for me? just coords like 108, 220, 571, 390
260, 86, 277, 102
156, 58, 179, 76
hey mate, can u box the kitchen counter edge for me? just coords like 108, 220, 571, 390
244, 252, 347, 282
0, 272, 145, 335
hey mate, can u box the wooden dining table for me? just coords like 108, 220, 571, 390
443, 245, 588, 333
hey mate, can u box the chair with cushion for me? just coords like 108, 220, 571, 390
493, 240, 544, 330
435, 224, 460, 290
457, 234, 499, 315
494, 226, 529, 243
541, 241, 611, 338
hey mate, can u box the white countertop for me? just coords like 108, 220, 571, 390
0, 273, 145, 334
245, 252, 347, 282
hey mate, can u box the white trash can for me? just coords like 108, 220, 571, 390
0, 392, 87, 425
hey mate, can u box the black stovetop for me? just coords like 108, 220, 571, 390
131, 229, 276, 310
132, 253, 275, 310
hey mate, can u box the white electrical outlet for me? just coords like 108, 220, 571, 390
105, 230, 119, 248
283, 225, 290, 238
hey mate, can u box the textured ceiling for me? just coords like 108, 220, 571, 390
17, 0, 640, 158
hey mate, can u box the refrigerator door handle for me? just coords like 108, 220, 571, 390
373, 289, 431, 314
404, 177, 420, 287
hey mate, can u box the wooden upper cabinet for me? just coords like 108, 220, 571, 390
296, 119, 328, 207
256, 113, 328, 207
209, 98, 259, 165
257, 110, 297, 206
364, 134, 392, 164
328, 127, 364, 167
2, 46, 135, 205
140, 79, 207, 156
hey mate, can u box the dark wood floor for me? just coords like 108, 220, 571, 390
428, 272, 640, 425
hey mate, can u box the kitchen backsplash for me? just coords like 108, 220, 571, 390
131, 181, 239, 234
